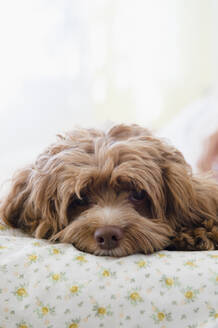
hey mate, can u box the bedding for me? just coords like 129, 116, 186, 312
0, 218, 218, 328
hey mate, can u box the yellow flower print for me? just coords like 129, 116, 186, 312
157, 312, 165, 321
28, 254, 37, 262
127, 290, 143, 305
65, 319, 80, 328
41, 307, 49, 315
165, 278, 174, 286
52, 274, 60, 281
210, 255, 218, 259
34, 299, 55, 318
102, 270, 110, 277
16, 321, 33, 328
182, 287, 199, 303
184, 260, 197, 269
158, 253, 166, 258
26, 253, 43, 264
160, 274, 180, 289
216, 276, 218, 282
215, 313, 218, 319
98, 307, 106, 315
48, 272, 66, 283
0, 245, 6, 249
70, 286, 79, 293
16, 288, 27, 297
130, 292, 140, 301
138, 260, 146, 267
69, 283, 83, 297
99, 268, 116, 279
151, 303, 172, 324
93, 303, 113, 318
48, 247, 63, 256
69, 324, 78, 328
33, 242, 40, 246
76, 255, 87, 263
185, 291, 193, 299
14, 286, 28, 301
135, 259, 151, 269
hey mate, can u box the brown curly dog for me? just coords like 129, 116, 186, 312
1, 124, 218, 256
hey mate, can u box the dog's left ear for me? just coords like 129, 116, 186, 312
162, 143, 210, 226
162, 141, 218, 249
161, 146, 195, 227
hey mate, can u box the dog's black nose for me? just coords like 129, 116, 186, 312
94, 226, 123, 250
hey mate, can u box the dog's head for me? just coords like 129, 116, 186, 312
1, 124, 203, 256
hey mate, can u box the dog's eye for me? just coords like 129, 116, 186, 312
71, 195, 89, 207
130, 190, 146, 202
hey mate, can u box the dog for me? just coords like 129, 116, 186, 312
1, 124, 218, 257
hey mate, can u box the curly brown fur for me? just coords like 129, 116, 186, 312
1, 124, 218, 257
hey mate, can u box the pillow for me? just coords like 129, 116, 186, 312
0, 218, 218, 328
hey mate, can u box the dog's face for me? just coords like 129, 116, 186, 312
2, 124, 200, 256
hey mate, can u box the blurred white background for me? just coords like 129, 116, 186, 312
0, 0, 218, 188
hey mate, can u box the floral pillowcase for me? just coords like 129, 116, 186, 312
0, 219, 218, 328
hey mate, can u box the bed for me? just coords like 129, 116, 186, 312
0, 218, 218, 328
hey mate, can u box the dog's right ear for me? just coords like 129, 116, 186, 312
0, 162, 63, 240
0, 166, 38, 233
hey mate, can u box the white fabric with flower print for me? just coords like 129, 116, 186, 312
0, 218, 218, 328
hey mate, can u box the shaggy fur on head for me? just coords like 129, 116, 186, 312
1, 124, 218, 257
